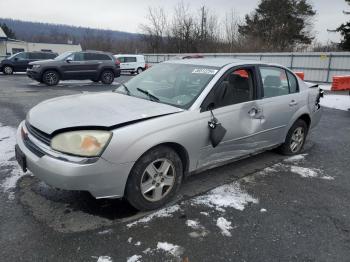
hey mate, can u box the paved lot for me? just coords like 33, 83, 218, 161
0, 74, 350, 262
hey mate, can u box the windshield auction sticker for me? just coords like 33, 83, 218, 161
192, 68, 218, 75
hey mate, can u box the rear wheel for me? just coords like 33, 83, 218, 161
100, 70, 114, 84
42, 70, 59, 86
136, 67, 143, 74
278, 119, 308, 155
126, 146, 183, 211
3, 65, 13, 75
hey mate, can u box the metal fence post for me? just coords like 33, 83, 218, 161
326, 53, 333, 83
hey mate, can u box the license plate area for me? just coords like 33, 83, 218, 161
15, 145, 27, 172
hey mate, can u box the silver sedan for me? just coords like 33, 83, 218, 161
16, 58, 322, 210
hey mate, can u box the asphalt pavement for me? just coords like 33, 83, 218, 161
0, 74, 350, 262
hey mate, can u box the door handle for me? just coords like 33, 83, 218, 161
248, 107, 262, 117
289, 100, 298, 106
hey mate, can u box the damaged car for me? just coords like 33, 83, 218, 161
15, 58, 323, 210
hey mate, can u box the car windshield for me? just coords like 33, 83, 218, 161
117, 63, 219, 109
54, 51, 73, 61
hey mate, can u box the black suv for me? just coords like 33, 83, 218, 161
26, 51, 121, 86
0, 51, 58, 75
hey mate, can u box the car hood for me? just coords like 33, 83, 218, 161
27, 92, 184, 134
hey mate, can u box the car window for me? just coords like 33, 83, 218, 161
85, 53, 112, 61
287, 71, 299, 93
28, 53, 43, 60
73, 52, 84, 61
260, 67, 289, 98
13, 52, 28, 60
117, 57, 125, 63
210, 68, 254, 108
125, 57, 137, 62
122, 63, 219, 109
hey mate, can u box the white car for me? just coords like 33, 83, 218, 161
114, 54, 146, 74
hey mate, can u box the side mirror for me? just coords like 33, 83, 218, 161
66, 57, 73, 63
207, 103, 227, 148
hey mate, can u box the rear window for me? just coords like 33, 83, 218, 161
85, 53, 112, 61
125, 57, 137, 62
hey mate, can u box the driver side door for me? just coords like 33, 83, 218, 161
197, 66, 266, 169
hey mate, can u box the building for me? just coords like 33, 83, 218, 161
0, 27, 82, 60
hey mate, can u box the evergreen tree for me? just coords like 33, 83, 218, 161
337, 0, 350, 51
0, 23, 16, 38
238, 0, 316, 51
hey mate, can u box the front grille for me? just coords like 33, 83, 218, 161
23, 135, 45, 157
25, 121, 51, 145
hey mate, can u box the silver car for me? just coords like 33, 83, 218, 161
15, 59, 322, 210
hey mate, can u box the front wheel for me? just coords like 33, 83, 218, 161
100, 70, 114, 84
278, 119, 308, 155
126, 146, 183, 211
42, 70, 59, 86
3, 65, 13, 75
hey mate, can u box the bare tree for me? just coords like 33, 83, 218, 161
139, 7, 167, 53
223, 9, 242, 52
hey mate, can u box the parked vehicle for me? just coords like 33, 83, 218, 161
0, 51, 58, 75
114, 54, 145, 74
16, 59, 322, 210
27, 51, 121, 85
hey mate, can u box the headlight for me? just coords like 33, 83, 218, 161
51, 130, 112, 157
32, 64, 41, 69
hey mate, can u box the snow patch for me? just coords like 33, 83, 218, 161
290, 166, 321, 178
127, 237, 133, 243
156, 242, 184, 257
96, 256, 113, 262
127, 255, 142, 262
260, 208, 267, 213
97, 229, 113, 235
186, 219, 201, 230
284, 154, 307, 163
216, 217, 233, 237
320, 175, 335, 180
142, 248, 152, 254
192, 182, 258, 211
320, 94, 350, 111
127, 205, 180, 228
200, 212, 209, 216
0, 123, 26, 200
134, 241, 141, 246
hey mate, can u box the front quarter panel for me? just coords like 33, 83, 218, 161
101, 110, 206, 172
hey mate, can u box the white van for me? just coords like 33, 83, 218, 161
114, 54, 146, 74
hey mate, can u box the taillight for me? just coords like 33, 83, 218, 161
115, 59, 120, 65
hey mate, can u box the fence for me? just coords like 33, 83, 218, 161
144, 52, 350, 83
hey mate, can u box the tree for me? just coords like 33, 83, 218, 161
238, 0, 316, 51
0, 23, 16, 38
337, 0, 350, 51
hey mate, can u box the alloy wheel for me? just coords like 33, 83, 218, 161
44, 72, 58, 85
140, 158, 176, 202
102, 71, 114, 83
290, 127, 305, 153
4, 66, 13, 75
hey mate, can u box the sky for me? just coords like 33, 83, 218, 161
0, 0, 349, 44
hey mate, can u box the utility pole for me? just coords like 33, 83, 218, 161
200, 6, 207, 41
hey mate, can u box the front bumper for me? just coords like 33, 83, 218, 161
26, 69, 42, 81
16, 121, 134, 198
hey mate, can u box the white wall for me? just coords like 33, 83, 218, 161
5, 41, 81, 55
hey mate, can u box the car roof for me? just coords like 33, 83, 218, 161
114, 54, 144, 57
164, 58, 277, 68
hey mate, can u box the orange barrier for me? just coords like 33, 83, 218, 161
294, 72, 305, 80
332, 76, 350, 91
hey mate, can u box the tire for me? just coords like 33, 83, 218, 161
126, 146, 183, 211
278, 119, 308, 155
3, 65, 13, 75
42, 70, 60, 86
100, 70, 115, 84
136, 67, 143, 74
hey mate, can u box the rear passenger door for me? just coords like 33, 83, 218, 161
256, 66, 301, 145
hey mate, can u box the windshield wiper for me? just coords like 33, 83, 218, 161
115, 82, 130, 95
137, 88, 160, 102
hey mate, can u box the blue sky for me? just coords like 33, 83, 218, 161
0, 0, 349, 44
